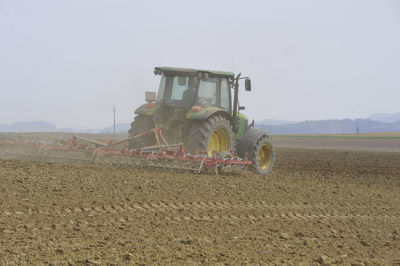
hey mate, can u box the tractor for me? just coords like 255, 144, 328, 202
129, 67, 275, 174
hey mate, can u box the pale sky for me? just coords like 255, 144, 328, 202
1, 0, 399, 129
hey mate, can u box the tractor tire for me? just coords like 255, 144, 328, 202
237, 128, 275, 175
185, 115, 234, 156
128, 115, 155, 150
250, 135, 275, 175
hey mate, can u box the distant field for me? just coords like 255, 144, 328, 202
273, 131, 400, 139
272, 132, 400, 152
1, 131, 400, 152
353, 131, 400, 136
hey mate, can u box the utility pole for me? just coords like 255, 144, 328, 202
113, 105, 116, 140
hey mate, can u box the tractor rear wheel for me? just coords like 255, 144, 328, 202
250, 135, 275, 175
128, 115, 155, 149
186, 115, 234, 156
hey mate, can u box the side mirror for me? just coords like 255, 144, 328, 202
145, 91, 156, 102
154, 68, 162, 75
245, 78, 251, 91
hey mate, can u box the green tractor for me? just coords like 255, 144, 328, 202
129, 67, 275, 174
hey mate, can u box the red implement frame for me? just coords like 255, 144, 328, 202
1, 125, 253, 174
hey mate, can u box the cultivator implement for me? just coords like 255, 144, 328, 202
0, 125, 253, 174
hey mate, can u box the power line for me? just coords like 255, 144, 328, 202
113, 105, 116, 140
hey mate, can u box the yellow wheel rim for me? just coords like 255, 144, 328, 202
258, 144, 272, 170
207, 129, 228, 156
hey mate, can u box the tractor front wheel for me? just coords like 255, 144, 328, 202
237, 129, 275, 175
251, 135, 275, 175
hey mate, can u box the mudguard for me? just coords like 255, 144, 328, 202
186, 106, 231, 121
134, 103, 160, 116
237, 128, 270, 158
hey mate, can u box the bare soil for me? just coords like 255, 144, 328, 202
1, 144, 400, 265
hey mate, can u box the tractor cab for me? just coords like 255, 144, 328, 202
153, 67, 234, 112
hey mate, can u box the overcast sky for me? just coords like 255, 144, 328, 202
1, 0, 399, 129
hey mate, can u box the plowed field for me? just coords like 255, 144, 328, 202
1, 146, 400, 264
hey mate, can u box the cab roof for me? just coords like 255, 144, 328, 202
154, 66, 235, 78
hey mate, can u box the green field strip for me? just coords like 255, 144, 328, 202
271, 134, 400, 140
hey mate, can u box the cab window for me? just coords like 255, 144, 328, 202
156, 74, 166, 102
197, 78, 218, 106
220, 78, 230, 110
170, 76, 189, 101
163, 75, 197, 107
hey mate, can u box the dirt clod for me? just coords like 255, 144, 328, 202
316, 255, 334, 265
280, 233, 290, 240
